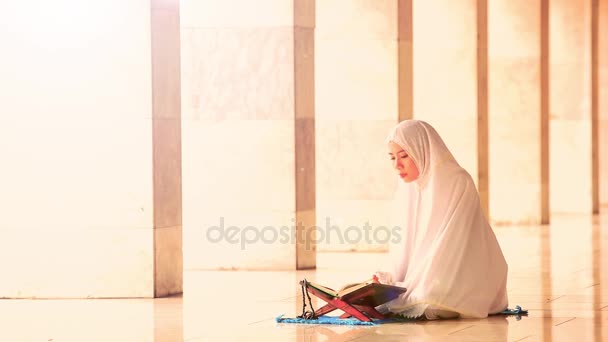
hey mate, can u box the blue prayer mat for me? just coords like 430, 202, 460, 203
275, 314, 412, 325
276, 306, 528, 326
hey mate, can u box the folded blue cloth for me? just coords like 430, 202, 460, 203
500, 305, 528, 315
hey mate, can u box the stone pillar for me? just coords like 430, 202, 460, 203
412, 1, 479, 192
591, 0, 599, 214
180, 0, 316, 269
550, 0, 593, 214
597, 0, 608, 209
151, 0, 183, 297
477, 0, 490, 218
488, 0, 544, 224
0, 0, 182, 297
542, 0, 550, 224
399, 0, 413, 122
314, 0, 399, 252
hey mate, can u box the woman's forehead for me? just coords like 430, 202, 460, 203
388, 141, 407, 153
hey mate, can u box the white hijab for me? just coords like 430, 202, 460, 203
376, 120, 508, 318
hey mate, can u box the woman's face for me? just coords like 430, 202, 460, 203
388, 141, 419, 183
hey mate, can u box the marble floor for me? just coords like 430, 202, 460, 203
1, 212, 607, 341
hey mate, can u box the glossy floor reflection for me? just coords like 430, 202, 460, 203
1, 212, 607, 341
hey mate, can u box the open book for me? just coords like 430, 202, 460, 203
303, 279, 407, 308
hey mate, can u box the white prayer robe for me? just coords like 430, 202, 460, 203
376, 120, 508, 319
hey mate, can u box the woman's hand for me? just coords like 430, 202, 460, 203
374, 271, 395, 285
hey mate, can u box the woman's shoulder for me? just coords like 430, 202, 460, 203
455, 167, 475, 184
435, 165, 477, 192
438, 164, 474, 183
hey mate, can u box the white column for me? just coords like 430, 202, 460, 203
180, 0, 316, 269
488, 0, 544, 224
550, 0, 593, 214
315, 0, 399, 252
0, 0, 182, 297
413, 0, 479, 189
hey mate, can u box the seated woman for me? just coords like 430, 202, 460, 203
374, 119, 508, 320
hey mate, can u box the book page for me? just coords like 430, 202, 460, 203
337, 279, 374, 297
306, 282, 337, 297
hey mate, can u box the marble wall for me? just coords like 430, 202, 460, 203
412, 0, 479, 190
180, 0, 316, 268
2, 0, 603, 284
0, 0, 182, 298
488, 0, 544, 224
550, 0, 593, 214
314, 0, 399, 252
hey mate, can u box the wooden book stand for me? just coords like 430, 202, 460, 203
301, 280, 407, 322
